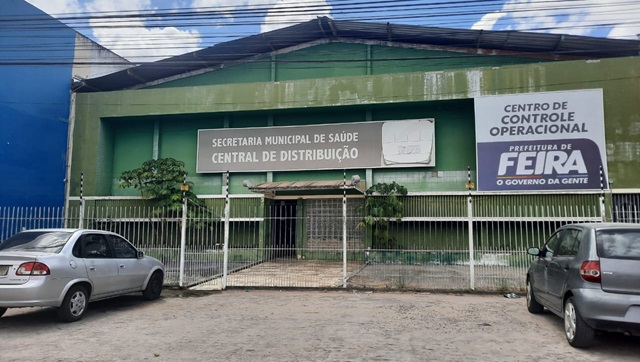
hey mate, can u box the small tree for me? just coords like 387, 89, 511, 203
358, 181, 408, 249
118, 158, 203, 214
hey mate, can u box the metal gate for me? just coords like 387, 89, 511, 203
222, 197, 365, 288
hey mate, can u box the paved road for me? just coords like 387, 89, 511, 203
1, 289, 639, 361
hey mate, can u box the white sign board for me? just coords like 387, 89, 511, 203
197, 119, 435, 173
474, 89, 607, 191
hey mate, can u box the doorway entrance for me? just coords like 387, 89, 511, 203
269, 200, 297, 258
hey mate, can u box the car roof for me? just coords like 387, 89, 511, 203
564, 223, 640, 230
18, 228, 113, 233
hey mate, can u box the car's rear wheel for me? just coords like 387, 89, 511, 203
0, 307, 7, 318
526, 279, 544, 314
564, 297, 595, 348
57, 285, 89, 323
142, 271, 164, 301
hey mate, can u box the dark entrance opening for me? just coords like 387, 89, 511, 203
269, 200, 297, 258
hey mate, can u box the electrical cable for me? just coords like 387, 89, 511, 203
0, 0, 637, 65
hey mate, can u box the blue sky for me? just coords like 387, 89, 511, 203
25, 0, 640, 62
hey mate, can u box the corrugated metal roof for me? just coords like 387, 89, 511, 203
74, 16, 640, 93
249, 180, 364, 193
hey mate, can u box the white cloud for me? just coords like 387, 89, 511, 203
28, 0, 203, 62
472, 0, 640, 39
260, 0, 331, 33
84, 0, 202, 62
90, 23, 202, 62
606, 2, 640, 39
190, 0, 332, 32
191, 0, 256, 9
471, 12, 506, 31
26, 0, 82, 16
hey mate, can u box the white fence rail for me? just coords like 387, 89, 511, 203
1, 191, 635, 292
0, 207, 66, 240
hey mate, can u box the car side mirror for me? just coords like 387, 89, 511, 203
137, 250, 145, 259
527, 247, 541, 257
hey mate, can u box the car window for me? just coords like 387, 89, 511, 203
108, 235, 137, 258
0, 231, 72, 253
81, 234, 112, 258
568, 229, 583, 255
597, 229, 640, 260
72, 239, 82, 258
543, 230, 563, 258
556, 229, 582, 256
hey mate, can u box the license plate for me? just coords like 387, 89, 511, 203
0, 265, 8, 276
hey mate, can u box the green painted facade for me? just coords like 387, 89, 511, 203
148, 43, 542, 88
70, 41, 640, 198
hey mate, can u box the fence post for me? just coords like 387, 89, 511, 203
342, 170, 347, 288
78, 172, 85, 229
222, 172, 230, 289
179, 173, 188, 288
467, 166, 475, 291
600, 166, 606, 222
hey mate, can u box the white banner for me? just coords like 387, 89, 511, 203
474, 89, 607, 191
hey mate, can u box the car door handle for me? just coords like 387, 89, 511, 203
89, 266, 96, 271
119, 264, 125, 269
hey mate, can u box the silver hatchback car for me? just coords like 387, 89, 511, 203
526, 223, 640, 348
0, 229, 164, 322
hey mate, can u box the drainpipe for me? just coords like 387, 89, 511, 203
63, 92, 77, 227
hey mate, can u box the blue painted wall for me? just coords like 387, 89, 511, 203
0, 0, 75, 206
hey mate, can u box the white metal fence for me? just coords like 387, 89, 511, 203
1, 191, 636, 292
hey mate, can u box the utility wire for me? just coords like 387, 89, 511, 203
7, 0, 637, 29
1, 0, 638, 64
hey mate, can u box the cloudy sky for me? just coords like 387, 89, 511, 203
25, 0, 640, 62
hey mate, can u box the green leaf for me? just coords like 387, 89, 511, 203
360, 182, 406, 250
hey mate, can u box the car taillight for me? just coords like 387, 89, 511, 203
16, 262, 50, 276
580, 260, 601, 283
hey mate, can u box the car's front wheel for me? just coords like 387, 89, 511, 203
142, 271, 164, 301
564, 297, 595, 348
57, 285, 89, 323
0, 307, 7, 318
526, 279, 544, 314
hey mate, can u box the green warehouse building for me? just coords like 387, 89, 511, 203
67, 18, 640, 290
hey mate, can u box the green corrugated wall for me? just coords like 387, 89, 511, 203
69, 41, 640, 197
